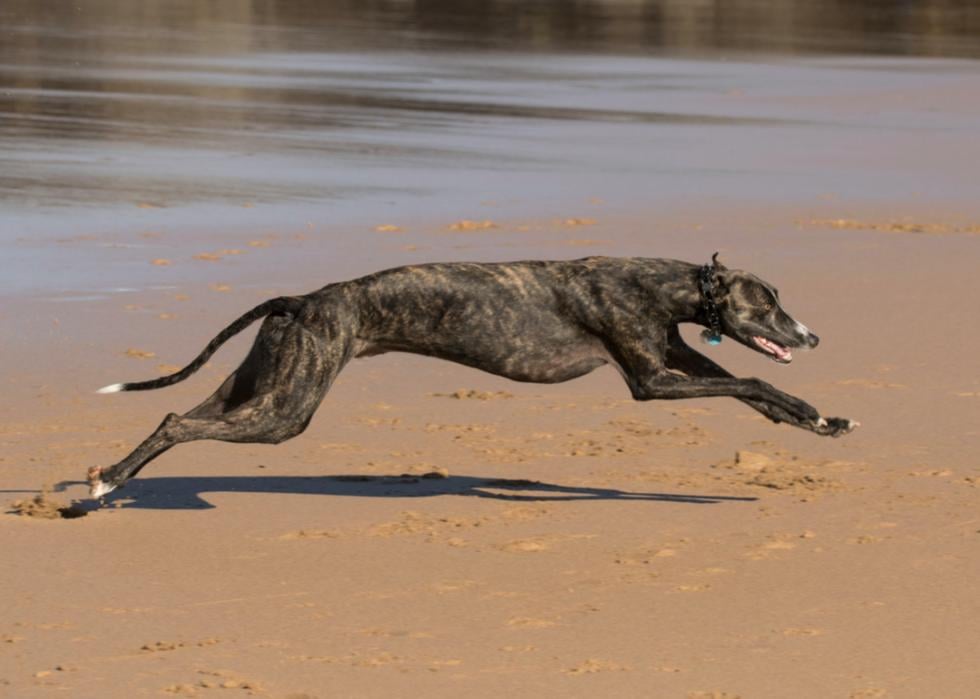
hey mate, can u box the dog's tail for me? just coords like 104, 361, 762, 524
96, 296, 306, 394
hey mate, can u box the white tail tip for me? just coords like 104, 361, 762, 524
96, 383, 124, 394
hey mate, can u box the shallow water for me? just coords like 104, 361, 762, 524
2, 1, 979, 294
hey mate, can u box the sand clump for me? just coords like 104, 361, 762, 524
10, 491, 87, 520
805, 218, 980, 236
431, 389, 515, 400
563, 658, 629, 674
560, 217, 598, 227
279, 529, 341, 541
193, 249, 244, 262
447, 219, 498, 231
141, 639, 220, 653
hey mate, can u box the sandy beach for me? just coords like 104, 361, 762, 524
3, 3, 980, 697
3, 202, 979, 698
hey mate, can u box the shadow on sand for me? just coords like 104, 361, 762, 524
47, 473, 757, 511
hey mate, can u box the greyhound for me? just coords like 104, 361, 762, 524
87, 254, 857, 499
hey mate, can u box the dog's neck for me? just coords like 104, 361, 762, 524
653, 265, 721, 331
697, 263, 723, 341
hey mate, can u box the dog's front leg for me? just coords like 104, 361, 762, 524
665, 331, 857, 437
667, 343, 800, 424
606, 332, 810, 421
630, 372, 823, 423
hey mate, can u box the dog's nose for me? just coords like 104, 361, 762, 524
806, 332, 820, 348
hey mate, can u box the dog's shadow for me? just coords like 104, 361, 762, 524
53, 472, 757, 511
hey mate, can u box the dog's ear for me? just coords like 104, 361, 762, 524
709, 253, 732, 298
712, 267, 734, 300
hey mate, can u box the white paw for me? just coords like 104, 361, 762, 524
90, 480, 117, 499
814, 416, 859, 436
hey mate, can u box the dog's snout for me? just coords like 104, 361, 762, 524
806, 332, 819, 349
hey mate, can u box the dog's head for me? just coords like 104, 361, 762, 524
702, 255, 819, 364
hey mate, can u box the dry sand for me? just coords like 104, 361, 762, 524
2, 204, 979, 698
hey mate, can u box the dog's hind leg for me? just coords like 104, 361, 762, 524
89, 311, 355, 498
179, 314, 288, 421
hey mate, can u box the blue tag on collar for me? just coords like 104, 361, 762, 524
701, 330, 722, 346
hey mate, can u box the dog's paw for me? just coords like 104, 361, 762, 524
86, 466, 118, 500
813, 416, 859, 437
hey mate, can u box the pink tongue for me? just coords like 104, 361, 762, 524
757, 336, 792, 360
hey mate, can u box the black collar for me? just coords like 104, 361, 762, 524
698, 259, 723, 343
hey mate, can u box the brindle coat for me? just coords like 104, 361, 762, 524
88, 256, 857, 498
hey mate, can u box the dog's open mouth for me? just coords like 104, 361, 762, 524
753, 336, 793, 363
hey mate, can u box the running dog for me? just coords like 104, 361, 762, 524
88, 254, 858, 498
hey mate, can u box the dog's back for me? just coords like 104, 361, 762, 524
339, 259, 625, 382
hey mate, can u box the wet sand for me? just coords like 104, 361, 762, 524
2, 202, 978, 698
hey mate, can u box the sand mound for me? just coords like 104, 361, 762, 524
10, 491, 87, 520
431, 389, 514, 400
